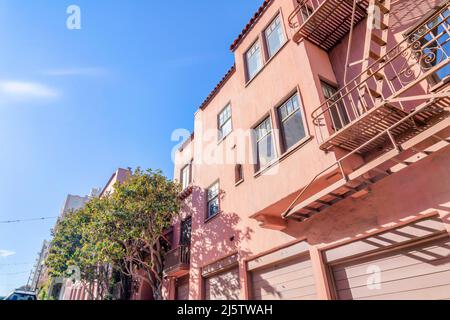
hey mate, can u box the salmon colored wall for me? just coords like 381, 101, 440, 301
170, 0, 450, 300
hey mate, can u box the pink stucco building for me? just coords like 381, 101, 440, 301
163, 0, 450, 300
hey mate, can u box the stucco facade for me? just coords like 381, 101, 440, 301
165, 0, 450, 300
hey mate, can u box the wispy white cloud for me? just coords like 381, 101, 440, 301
43, 67, 108, 77
0, 250, 15, 258
0, 81, 59, 100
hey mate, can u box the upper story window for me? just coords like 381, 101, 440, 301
265, 14, 285, 58
206, 182, 220, 220
180, 163, 192, 190
218, 104, 232, 141
255, 117, 276, 171
278, 94, 306, 151
321, 81, 350, 131
246, 41, 263, 81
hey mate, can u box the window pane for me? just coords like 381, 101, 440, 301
256, 118, 272, 141
181, 165, 190, 190
265, 15, 285, 58
278, 94, 305, 150
281, 109, 306, 150
218, 105, 232, 140
208, 197, 219, 218
208, 183, 219, 201
257, 133, 275, 167
321, 82, 350, 131
219, 105, 231, 127
219, 119, 232, 140
246, 42, 263, 80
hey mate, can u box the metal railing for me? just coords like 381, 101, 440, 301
283, 4, 450, 219
313, 4, 450, 145
164, 245, 190, 273
288, 0, 325, 29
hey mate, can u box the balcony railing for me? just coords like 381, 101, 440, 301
282, 4, 450, 221
163, 245, 190, 277
314, 4, 450, 152
288, 0, 370, 50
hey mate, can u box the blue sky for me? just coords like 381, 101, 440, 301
0, 0, 262, 296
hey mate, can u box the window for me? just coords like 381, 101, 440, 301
162, 228, 174, 252
321, 81, 350, 131
246, 41, 263, 80
235, 164, 244, 184
300, 5, 314, 23
206, 182, 220, 220
180, 163, 192, 190
278, 94, 306, 151
265, 14, 285, 58
218, 104, 232, 141
180, 217, 192, 246
255, 117, 276, 170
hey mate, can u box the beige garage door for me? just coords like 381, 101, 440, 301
332, 236, 450, 300
176, 276, 189, 300
251, 256, 317, 300
205, 267, 240, 300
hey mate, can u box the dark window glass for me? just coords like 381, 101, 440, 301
206, 182, 220, 219
255, 118, 276, 170
246, 41, 263, 80
218, 104, 232, 140
321, 82, 350, 131
235, 164, 244, 183
265, 14, 285, 58
180, 217, 192, 246
278, 94, 306, 150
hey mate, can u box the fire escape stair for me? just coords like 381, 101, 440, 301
286, 114, 450, 222
292, 0, 370, 51
281, 2, 450, 223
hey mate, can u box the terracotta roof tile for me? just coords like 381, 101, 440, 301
199, 64, 236, 110
199, 0, 273, 111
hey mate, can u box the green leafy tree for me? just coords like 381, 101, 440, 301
47, 168, 181, 300
46, 207, 110, 300
89, 168, 181, 300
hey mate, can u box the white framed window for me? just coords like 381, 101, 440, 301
254, 117, 276, 170
278, 94, 306, 151
218, 104, 232, 141
321, 81, 350, 131
180, 163, 191, 190
206, 182, 220, 220
265, 14, 286, 58
246, 40, 263, 81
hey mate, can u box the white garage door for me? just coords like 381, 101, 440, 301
205, 267, 240, 300
332, 236, 450, 300
251, 256, 317, 300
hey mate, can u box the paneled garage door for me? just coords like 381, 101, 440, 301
332, 236, 450, 300
176, 276, 189, 300
251, 256, 317, 300
205, 267, 240, 300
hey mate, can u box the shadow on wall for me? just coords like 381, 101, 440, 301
184, 186, 254, 300
390, 0, 444, 34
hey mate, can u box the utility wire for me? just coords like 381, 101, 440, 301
0, 262, 33, 267
0, 271, 30, 276
0, 216, 58, 224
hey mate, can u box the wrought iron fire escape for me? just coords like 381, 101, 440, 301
283, 0, 450, 222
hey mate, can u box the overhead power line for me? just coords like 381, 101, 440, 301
0, 216, 58, 224
0, 271, 30, 276
0, 262, 32, 267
